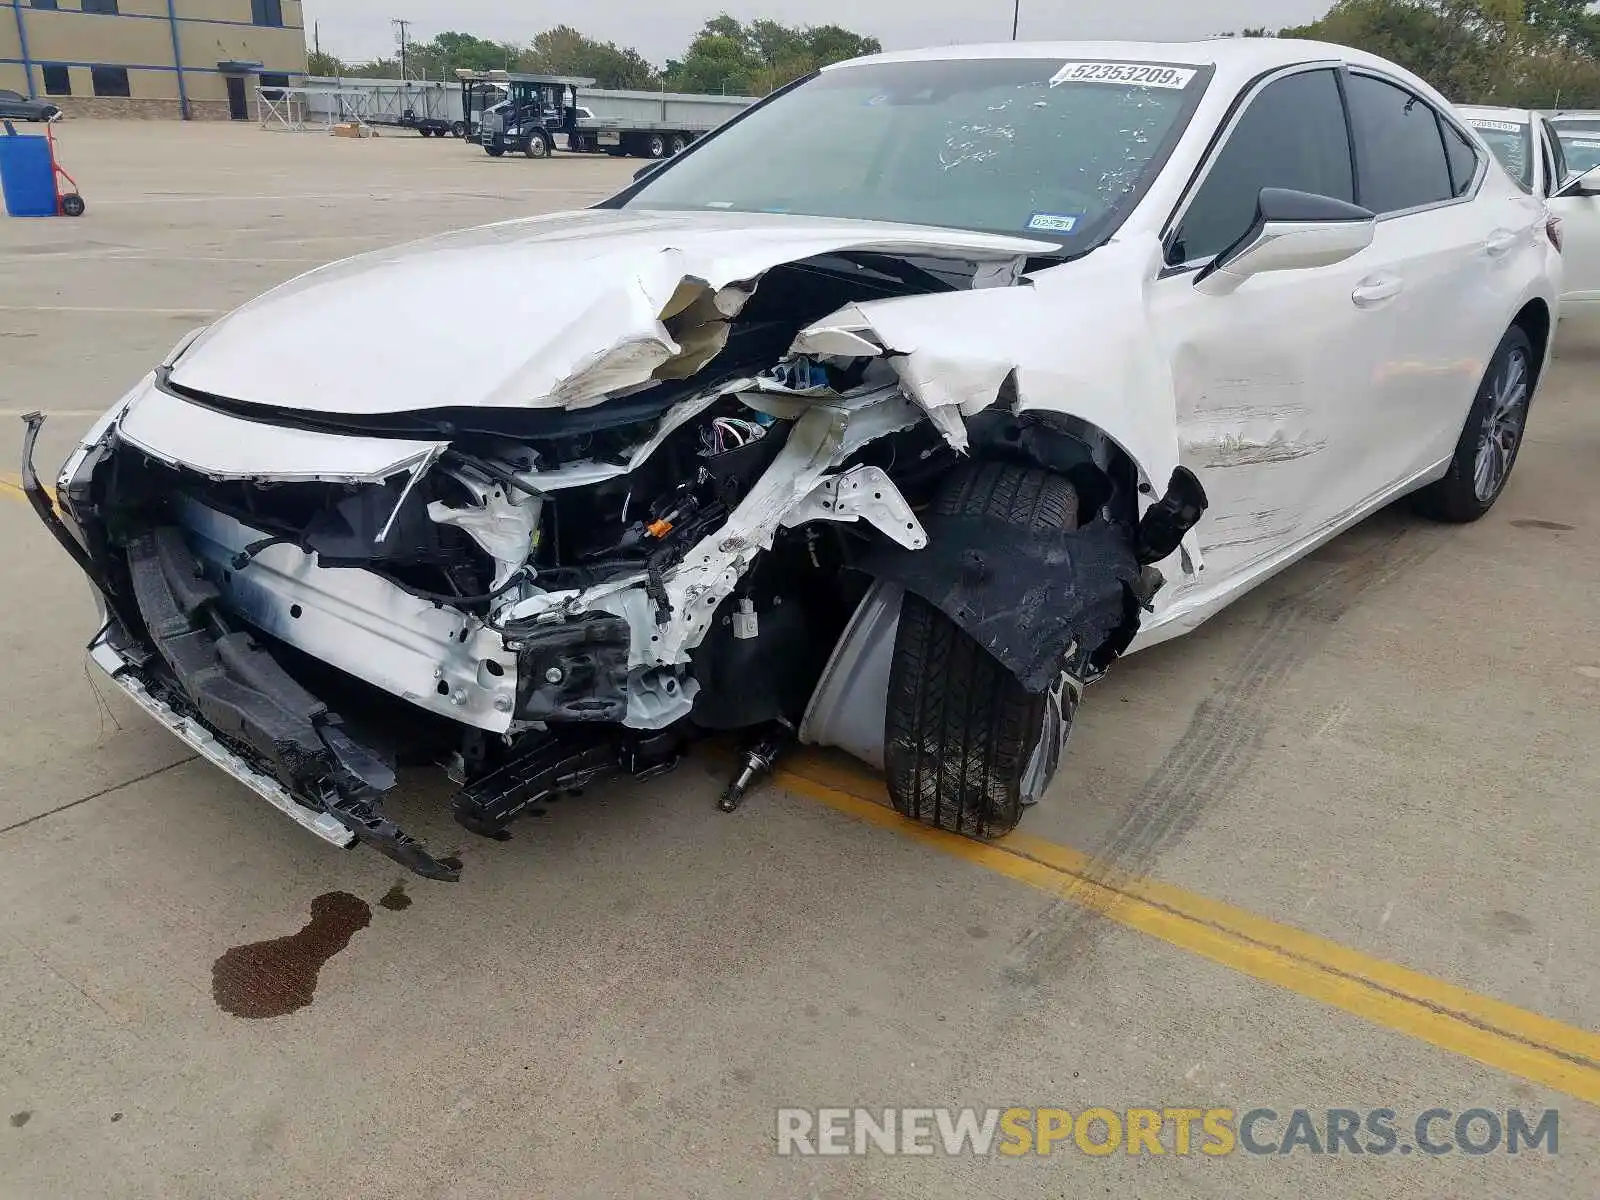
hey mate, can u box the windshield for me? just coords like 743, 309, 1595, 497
1466, 119, 1533, 190
1557, 129, 1600, 174
618, 57, 1209, 247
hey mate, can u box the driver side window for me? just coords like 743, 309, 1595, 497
1169, 69, 1354, 265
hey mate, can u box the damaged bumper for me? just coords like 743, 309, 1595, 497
86, 629, 357, 850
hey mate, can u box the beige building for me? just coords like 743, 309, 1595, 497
2, 0, 307, 120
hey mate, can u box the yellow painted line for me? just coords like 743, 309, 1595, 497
775, 754, 1600, 1106
0, 473, 54, 508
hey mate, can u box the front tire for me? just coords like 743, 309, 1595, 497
524, 132, 551, 159
884, 463, 1081, 839
1411, 325, 1534, 523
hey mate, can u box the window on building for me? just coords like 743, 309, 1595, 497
91, 66, 131, 98
252, 0, 284, 27
31, 1, 61, 11
42, 65, 71, 96
81, 0, 119, 13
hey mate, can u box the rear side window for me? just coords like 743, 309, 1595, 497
1441, 121, 1480, 196
1345, 74, 1453, 214
1170, 69, 1354, 264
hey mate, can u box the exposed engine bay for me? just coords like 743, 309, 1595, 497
25, 237, 1205, 881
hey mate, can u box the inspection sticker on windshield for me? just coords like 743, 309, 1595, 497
1568, 139, 1600, 150
1050, 62, 1196, 89
1027, 212, 1080, 233
1470, 120, 1523, 133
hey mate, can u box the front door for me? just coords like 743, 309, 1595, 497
1151, 66, 1384, 596
226, 76, 248, 121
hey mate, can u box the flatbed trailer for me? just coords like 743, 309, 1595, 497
297, 75, 755, 155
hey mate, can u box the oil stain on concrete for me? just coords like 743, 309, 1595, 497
212, 892, 372, 1019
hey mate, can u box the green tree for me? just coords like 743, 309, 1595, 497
1287, 0, 1600, 106
665, 14, 881, 95
306, 49, 346, 76
522, 25, 661, 89
413, 31, 518, 76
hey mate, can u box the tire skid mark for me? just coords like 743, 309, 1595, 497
1010, 519, 1442, 972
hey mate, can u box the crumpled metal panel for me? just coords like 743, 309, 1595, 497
177, 497, 518, 733
793, 233, 1183, 490
166, 209, 1053, 417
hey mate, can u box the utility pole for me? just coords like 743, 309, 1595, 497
1012, 1, 1021, 40
392, 17, 411, 80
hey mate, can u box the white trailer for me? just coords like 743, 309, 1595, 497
575, 88, 756, 159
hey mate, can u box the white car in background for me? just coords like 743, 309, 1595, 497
1461, 105, 1600, 309
1549, 111, 1600, 173
23, 40, 1562, 880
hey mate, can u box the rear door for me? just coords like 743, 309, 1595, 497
1342, 72, 1531, 480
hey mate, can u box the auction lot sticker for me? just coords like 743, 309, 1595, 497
1050, 62, 1197, 89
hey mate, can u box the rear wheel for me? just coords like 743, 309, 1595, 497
60, 193, 85, 217
668, 133, 687, 155
1411, 325, 1534, 523
451, 121, 468, 139
885, 462, 1081, 839
646, 133, 667, 159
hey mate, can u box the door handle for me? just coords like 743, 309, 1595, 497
1484, 229, 1520, 257
1352, 274, 1404, 308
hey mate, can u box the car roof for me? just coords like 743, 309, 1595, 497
830, 37, 1441, 91
1457, 104, 1537, 124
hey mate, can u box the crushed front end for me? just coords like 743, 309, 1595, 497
25, 233, 1202, 880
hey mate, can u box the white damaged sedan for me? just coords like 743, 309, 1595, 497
24, 39, 1558, 879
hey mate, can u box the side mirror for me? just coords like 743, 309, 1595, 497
1556, 163, 1600, 198
1195, 187, 1376, 296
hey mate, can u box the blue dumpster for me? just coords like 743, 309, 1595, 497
0, 129, 57, 217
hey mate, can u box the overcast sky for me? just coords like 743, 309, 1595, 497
301, 1, 1336, 66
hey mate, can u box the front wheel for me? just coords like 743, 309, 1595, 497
884, 463, 1083, 838
485, 145, 505, 158
524, 133, 551, 159
1411, 325, 1535, 523
451, 121, 467, 139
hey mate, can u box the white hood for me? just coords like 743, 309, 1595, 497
166, 208, 1053, 416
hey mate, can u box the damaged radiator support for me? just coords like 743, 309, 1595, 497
123, 526, 461, 881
